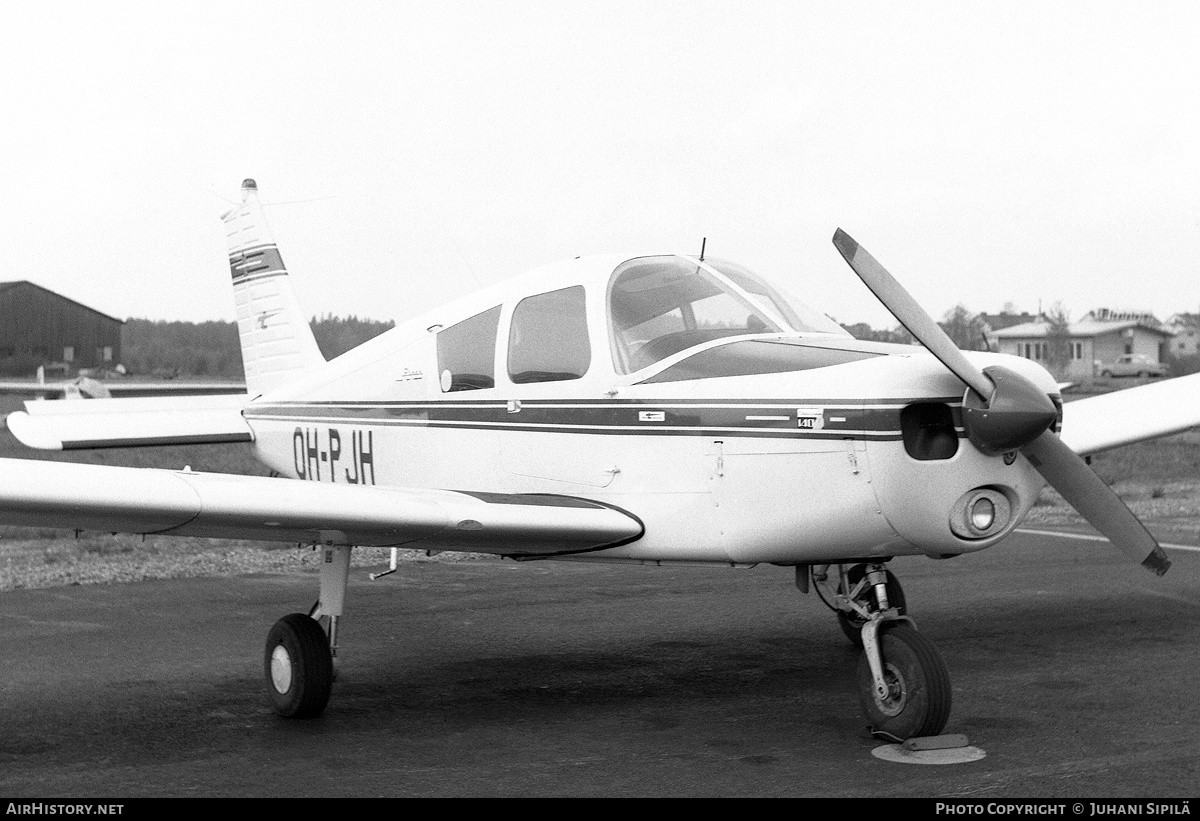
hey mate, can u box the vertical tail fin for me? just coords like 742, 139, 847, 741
222, 179, 325, 396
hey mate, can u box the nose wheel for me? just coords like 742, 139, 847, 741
857, 621, 951, 739
808, 562, 949, 738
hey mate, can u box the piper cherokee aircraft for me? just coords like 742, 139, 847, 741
3, 179, 1199, 739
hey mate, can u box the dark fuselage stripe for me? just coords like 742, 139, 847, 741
244, 399, 965, 441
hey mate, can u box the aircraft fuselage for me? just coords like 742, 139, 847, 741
238, 252, 1056, 565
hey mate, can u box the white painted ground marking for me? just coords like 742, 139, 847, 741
1016, 528, 1200, 554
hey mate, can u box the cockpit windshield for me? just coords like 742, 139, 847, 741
702, 258, 849, 337
607, 255, 847, 374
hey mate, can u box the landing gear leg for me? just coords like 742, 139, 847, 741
850, 562, 950, 738
263, 541, 352, 718
809, 561, 950, 738
811, 562, 907, 647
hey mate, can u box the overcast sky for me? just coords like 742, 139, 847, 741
1, 0, 1198, 331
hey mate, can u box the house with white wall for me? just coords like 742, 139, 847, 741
992, 309, 1173, 380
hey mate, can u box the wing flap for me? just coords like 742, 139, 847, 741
0, 457, 643, 556
6, 394, 252, 450
1060, 372, 1200, 455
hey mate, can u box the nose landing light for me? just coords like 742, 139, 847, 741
970, 497, 995, 531
950, 488, 1011, 539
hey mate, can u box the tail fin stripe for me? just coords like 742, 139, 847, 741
232, 271, 289, 287
229, 245, 286, 279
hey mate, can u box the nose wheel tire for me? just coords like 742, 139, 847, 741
265, 613, 334, 719
857, 622, 951, 739
837, 564, 906, 647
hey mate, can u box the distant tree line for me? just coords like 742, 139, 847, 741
120, 315, 395, 378
309, 314, 396, 362
842, 302, 1069, 358
121, 308, 1200, 381
838, 321, 913, 345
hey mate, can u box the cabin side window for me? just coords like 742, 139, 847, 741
437, 306, 501, 392
507, 286, 591, 383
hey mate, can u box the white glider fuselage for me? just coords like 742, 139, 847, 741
241, 253, 1057, 566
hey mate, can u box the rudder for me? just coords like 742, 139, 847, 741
222, 179, 324, 396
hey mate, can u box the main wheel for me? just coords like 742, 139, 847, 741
856, 622, 951, 739
837, 564, 906, 647
264, 613, 334, 718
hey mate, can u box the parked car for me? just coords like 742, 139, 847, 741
1098, 354, 1169, 378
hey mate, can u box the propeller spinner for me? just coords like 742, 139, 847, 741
832, 229, 1169, 576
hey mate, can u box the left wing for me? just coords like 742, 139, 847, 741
1060, 371, 1200, 455
0, 457, 643, 557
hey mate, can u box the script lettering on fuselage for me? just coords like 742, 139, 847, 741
292, 427, 375, 485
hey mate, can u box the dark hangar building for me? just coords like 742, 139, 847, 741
0, 281, 123, 376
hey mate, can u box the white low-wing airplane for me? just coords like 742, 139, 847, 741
4, 180, 1199, 739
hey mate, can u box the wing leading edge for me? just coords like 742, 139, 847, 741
1061, 372, 1200, 456
0, 457, 643, 556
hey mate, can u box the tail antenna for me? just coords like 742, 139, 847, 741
699, 237, 707, 262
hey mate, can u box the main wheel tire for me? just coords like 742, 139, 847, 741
856, 622, 951, 739
837, 564, 906, 648
264, 613, 334, 719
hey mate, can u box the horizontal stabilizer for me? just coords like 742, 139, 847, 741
1060, 372, 1200, 455
0, 458, 643, 556
0, 379, 245, 400
6, 394, 252, 450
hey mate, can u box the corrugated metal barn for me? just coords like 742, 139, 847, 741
0, 281, 123, 376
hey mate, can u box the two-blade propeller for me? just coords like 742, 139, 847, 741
832, 229, 1169, 576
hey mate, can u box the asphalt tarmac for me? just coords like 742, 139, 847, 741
1, 528, 1197, 798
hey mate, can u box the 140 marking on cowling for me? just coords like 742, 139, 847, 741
293, 427, 375, 484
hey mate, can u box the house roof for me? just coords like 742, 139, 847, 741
993, 319, 1173, 339
978, 312, 1041, 331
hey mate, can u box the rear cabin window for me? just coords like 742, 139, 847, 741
437, 306, 501, 392
507, 286, 591, 383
